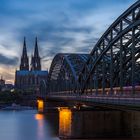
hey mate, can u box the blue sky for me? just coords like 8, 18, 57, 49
0, 0, 137, 83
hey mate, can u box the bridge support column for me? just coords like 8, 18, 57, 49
37, 99, 44, 113
131, 111, 140, 137
119, 111, 140, 137
58, 108, 132, 139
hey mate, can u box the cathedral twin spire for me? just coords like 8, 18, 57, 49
31, 37, 41, 71
20, 37, 29, 70
20, 37, 41, 71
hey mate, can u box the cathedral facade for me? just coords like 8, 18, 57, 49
15, 37, 48, 91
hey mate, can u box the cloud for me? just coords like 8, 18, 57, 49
0, 0, 137, 83
0, 54, 18, 65
0, 65, 16, 84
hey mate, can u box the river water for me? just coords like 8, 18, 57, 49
0, 110, 138, 140
0, 110, 59, 140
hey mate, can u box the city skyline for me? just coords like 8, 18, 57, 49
0, 0, 137, 84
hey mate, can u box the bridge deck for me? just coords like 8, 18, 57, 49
47, 93, 140, 111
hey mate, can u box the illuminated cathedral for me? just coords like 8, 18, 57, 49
15, 37, 48, 91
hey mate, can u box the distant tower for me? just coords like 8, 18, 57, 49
31, 55, 34, 71
31, 37, 41, 71
20, 37, 29, 70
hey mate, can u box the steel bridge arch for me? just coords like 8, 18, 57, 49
39, 80, 47, 98
47, 53, 89, 94
78, 1, 140, 94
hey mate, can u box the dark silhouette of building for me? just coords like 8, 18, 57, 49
20, 37, 29, 71
0, 76, 5, 91
15, 37, 48, 91
31, 38, 41, 71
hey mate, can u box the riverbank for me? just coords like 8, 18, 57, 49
0, 90, 37, 108
1, 103, 33, 110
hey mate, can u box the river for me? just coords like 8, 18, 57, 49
0, 110, 139, 140
0, 110, 59, 140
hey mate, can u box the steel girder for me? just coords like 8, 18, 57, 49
47, 53, 89, 95
78, 1, 140, 94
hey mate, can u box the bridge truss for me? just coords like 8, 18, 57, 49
78, 1, 140, 95
46, 1, 140, 95
47, 53, 89, 95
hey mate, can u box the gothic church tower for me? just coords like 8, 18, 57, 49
31, 37, 41, 71
20, 37, 29, 70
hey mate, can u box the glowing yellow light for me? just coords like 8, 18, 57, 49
35, 114, 44, 120
37, 100, 44, 112
59, 108, 72, 136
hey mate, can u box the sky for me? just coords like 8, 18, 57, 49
0, 0, 137, 84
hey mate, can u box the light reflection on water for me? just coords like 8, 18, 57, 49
0, 110, 138, 140
58, 108, 138, 140
35, 114, 44, 120
0, 110, 59, 140
59, 108, 72, 136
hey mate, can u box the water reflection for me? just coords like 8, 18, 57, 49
35, 114, 46, 139
0, 110, 138, 140
0, 110, 59, 140
35, 113, 44, 120
59, 108, 72, 137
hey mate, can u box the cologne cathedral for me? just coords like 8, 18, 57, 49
15, 37, 48, 91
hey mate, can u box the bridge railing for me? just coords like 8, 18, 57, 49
47, 92, 140, 107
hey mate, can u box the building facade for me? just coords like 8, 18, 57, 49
15, 37, 48, 91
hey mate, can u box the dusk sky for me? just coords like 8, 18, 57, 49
0, 0, 137, 84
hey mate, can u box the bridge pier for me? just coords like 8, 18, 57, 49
58, 108, 140, 139
130, 111, 140, 137
37, 99, 44, 113
37, 100, 140, 138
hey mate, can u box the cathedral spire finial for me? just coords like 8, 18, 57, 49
20, 37, 29, 70
24, 36, 26, 46
34, 37, 39, 58
22, 37, 27, 58
30, 37, 41, 70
